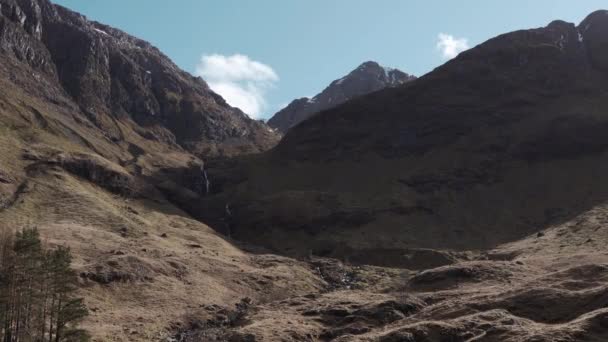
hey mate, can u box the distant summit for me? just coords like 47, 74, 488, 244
267, 61, 416, 133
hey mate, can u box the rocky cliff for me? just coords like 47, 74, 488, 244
0, 0, 279, 157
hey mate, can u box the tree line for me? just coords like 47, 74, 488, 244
0, 227, 89, 342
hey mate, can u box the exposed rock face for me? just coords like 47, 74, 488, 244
0, 2, 318, 339
267, 61, 416, 133
0, 0, 279, 157
199, 11, 608, 261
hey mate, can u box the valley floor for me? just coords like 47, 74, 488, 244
190, 214, 608, 342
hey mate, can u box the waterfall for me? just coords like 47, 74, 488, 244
225, 203, 232, 238
225, 203, 232, 217
203, 169, 210, 195
199, 164, 211, 195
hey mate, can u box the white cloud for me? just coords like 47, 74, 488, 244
195, 54, 278, 119
436, 33, 469, 59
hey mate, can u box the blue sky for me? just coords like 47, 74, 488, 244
53, 0, 606, 119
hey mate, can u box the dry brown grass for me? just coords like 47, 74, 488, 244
4, 96, 608, 340
0, 82, 323, 340
0, 164, 325, 340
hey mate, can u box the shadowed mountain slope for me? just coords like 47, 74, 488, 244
199, 11, 608, 263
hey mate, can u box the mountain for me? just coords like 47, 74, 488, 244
267, 61, 416, 132
0, 0, 299, 340
180, 12, 608, 341
201, 13, 608, 258
0, 0, 279, 157
3, 0, 608, 340
187, 12, 608, 338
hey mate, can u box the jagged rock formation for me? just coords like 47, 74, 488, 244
0, 0, 279, 157
267, 61, 416, 133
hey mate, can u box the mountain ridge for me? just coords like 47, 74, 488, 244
200, 10, 608, 260
0, 0, 279, 158
267, 61, 416, 133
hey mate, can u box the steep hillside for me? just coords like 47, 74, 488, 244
0, 0, 279, 157
200, 12, 608, 263
0, 0, 291, 340
268, 61, 416, 133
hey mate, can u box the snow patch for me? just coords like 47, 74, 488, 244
93, 28, 109, 36
578, 32, 584, 43
382, 66, 395, 77
307, 97, 317, 104
383, 66, 398, 83
557, 34, 565, 50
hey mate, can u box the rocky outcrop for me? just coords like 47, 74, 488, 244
267, 61, 416, 132
0, 0, 279, 157
24, 149, 143, 196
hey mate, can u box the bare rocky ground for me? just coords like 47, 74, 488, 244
166, 218, 608, 342
177, 210, 608, 342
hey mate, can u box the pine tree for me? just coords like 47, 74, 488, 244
13, 228, 44, 341
0, 227, 15, 342
47, 247, 89, 342
0, 227, 89, 342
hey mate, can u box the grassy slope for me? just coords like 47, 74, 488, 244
0, 70, 324, 341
